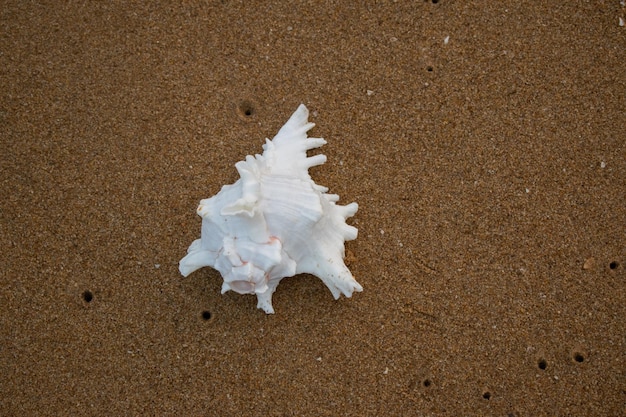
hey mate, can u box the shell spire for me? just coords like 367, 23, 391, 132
179, 104, 361, 313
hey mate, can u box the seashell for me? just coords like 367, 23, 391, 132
179, 104, 361, 313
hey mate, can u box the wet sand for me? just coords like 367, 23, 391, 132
1, 1, 624, 415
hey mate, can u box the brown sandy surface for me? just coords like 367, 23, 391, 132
1, 1, 625, 416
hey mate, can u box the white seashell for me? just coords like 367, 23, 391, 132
179, 104, 361, 313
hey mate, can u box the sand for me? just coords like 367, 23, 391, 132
1, 1, 624, 416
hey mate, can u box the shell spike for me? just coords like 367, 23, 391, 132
341, 224, 358, 241
298, 254, 362, 300
304, 137, 327, 150
292, 123, 316, 137
261, 138, 275, 152
337, 202, 358, 219
223, 160, 262, 216
302, 154, 327, 170
179, 248, 217, 277
325, 193, 340, 202
313, 184, 329, 193
255, 280, 280, 314
272, 104, 315, 146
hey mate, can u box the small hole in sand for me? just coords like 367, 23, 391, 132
238, 101, 255, 118
423, 379, 432, 387
82, 290, 93, 303
609, 261, 619, 270
426, 66, 434, 72
574, 352, 585, 363
538, 359, 547, 370
201, 310, 212, 320
482, 391, 491, 400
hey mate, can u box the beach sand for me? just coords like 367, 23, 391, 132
1, 1, 624, 415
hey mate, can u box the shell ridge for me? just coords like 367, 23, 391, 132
260, 177, 324, 224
